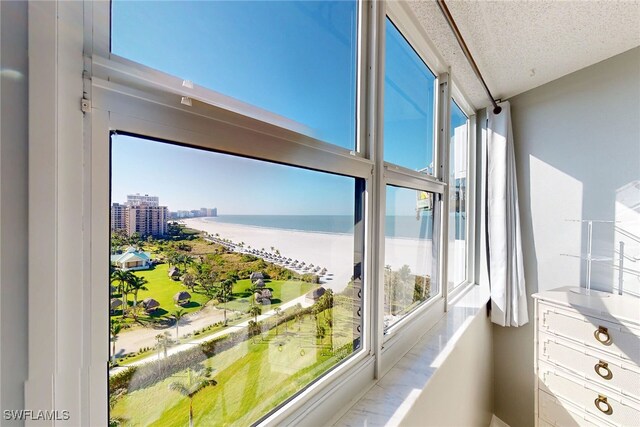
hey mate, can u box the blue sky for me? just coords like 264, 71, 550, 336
111, 1, 466, 215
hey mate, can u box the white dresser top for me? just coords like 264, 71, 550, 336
533, 287, 640, 326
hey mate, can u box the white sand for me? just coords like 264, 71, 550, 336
184, 218, 356, 292
183, 218, 438, 292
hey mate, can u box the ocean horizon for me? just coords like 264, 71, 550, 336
202, 214, 444, 239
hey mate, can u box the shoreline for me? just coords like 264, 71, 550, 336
183, 218, 436, 290
183, 217, 355, 293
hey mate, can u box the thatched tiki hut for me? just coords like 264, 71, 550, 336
168, 266, 181, 280
261, 289, 273, 305
173, 291, 191, 306
254, 292, 263, 304
250, 272, 264, 281
110, 298, 123, 313
142, 298, 160, 313
305, 287, 326, 304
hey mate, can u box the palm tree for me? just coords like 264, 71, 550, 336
248, 304, 261, 323
110, 270, 134, 317
110, 320, 123, 364
155, 331, 171, 359
274, 307, 282, 335
178, 254, 193, 272
127, 275, 148, 308
295, 303, 303, 331
168, 368, 216, 427
170, 309, 186, 341
166, 251, 180, 268
218, 279, 234, 326
182, 273, 196, 291
110, 269, 131, 297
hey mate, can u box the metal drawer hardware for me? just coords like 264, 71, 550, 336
594, 326, 613, 345
594, 394, 613, 415
593, 360, 613, 380
594, 360, 613, 380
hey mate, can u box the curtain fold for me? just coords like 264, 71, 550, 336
486, 101, 528, 327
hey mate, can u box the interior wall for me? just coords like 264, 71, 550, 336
493, 47, 640, 427
0, 1, 29, 425
401, 308, 494, 427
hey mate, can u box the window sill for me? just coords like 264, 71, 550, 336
333, 283, 490, 426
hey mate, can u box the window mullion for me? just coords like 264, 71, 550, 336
435, 71, 451, 309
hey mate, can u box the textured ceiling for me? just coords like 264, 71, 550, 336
408, 0, 640, 111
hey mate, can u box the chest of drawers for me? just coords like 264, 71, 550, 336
533, 288, 640, 427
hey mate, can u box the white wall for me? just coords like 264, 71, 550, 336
402, 307, 494, 427
0, 2, 29, 425
493, 47, 640, 427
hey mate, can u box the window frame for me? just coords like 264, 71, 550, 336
26, 0, 478, 425
447, 98, 474, 292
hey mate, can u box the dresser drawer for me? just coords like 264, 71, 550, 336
539, 304, 640, 364
539, 332, 640, 400
539, 390, 610, 427
539, 362, 640, 427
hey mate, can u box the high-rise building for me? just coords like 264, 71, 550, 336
111, 203, 127, 232
126, 193, 159, 207
126, 204, 168, 236
111, 194, 168, 236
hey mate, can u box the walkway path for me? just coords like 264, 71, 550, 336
110, 294, 312, 376
113, 304, 227, 357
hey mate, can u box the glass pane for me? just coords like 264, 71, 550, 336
111, 1, 358, 150
109, 135, 363, 426
384, 18, 436, 173
448, 101, 468, 289
384, 185, 436, 330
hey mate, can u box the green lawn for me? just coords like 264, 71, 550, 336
111, 264, 211, 322
111, 304, 355, 427
224, 279, 316, 313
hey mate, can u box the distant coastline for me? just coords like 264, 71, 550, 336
203, 214, 436, 239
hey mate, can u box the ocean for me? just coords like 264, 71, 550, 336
203, 214, 454, 239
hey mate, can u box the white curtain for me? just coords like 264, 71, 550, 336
486, 101, 528, 327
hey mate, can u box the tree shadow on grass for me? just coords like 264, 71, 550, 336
177, 301, 201, 309
149, 308, 169, 318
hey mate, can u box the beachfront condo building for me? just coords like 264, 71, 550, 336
2, 1, 638, 427
111, 197, 168, 237
126, 193, 159, 207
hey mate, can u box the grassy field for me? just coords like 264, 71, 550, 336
224, 279, 316, 313
111, 263, 210, 322
110, 304, 356, 426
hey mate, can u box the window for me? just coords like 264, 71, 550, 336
109, 134, 364, 426
26, 1, 478, 424
448, 101, 469, 289
384, 186, 436, 329
382, 16, 442, 333
110, 1, 358, 150
384, 18, 436, 173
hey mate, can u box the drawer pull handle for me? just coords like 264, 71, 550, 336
594, 326, 612, 346
594, 360, 613, 380
594, 394, 613, 415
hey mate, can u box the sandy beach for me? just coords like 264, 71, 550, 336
183, 218, 437, 293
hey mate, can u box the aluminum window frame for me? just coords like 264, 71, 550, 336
92, 1, 378, 425
447, 98, 473, 292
